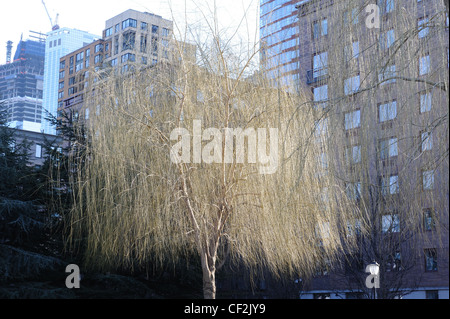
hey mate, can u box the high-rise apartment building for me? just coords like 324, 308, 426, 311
284, 0, 449, 299
41, 27, 99, 135
102, 9, 173, 72
56, 9, 196, 127
57, 39, 108, 121
0, 38, 45, 132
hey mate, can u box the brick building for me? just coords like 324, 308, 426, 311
57, 39, 108, 121
57, 9, 196, 126
285, 0, 449, 299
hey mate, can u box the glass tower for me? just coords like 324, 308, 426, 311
260, 0, 301, 86
41, 28, 99, 135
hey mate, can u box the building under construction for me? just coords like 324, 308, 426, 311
0, 36, 45, 132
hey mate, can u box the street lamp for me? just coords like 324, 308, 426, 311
367, 262, 380, 276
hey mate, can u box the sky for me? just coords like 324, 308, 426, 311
0, 0, 259, 63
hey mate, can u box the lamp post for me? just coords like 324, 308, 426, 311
366, 262, 380, 299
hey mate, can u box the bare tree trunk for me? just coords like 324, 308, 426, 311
200, 248, 217, 299
202, 264, 216, 299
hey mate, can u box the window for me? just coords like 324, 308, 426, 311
59, 70, 65, 79
122, 31, 136, 51
122, 18, 137, 29
345, 41, 359, 61
381, 175, 399, 195
344, 75, 360, 95
424, 249, 437, 271
423, 208, 435, 231
111, 58, 118, 67
161, 27, 170, 37
141, 22, 148, 31
60, 60, 65, 69
95, 43, 103, 53
114, 36, 119, 55
386, 251, 402, 271
392, 251, 402, 271
35, 144, 42, 158
321, 19, 328, 36
313, 85, 328, 109
378, 65, 396, 85
152, 24, 159, 34
140, 35, 148, 53
197, 90, 204, 102
379, 101, 397, 122
94, 54, 102, 64
344, 8, 359, 25
115, 23, 120, 33
382, 213, 400, 233
346, 182, 361, 201
312, 19, 327, 39
419, 55, 430, 75
380, 137, 398, 159
422, 170, 434, 190
418, 17, 429, 38
421, 131, 433, 151
345, 110, 361, 130
313, 52, 328, 77
380, 29, 395, 50
420, 92, 432, 113
58, 81, 64, 90
121, 53, 136, 63
378, 0, 394, 14
105, 27, 113, 37
346, 145, 361, 164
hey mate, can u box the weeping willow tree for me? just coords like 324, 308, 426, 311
64, 4, 366, 299
295, 0, 449, 298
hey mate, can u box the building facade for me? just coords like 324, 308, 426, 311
260, 0, 300, 86
41, 27, 99, 135
0, 38, 45, 132
102, 9, 174, 72
57, 9, 196, 127
286, 0, 449, 299
57, 39, 108, 122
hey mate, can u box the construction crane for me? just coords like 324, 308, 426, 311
41, 0, 60, 31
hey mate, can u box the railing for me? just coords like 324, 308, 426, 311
306, 67, 328, 84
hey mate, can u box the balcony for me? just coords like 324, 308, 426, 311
306, 67, 328, 85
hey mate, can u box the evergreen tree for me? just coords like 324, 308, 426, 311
0, 110, 37, 201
